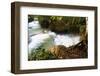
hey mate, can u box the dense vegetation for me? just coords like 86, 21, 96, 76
28, 15, 86, 34
28, 15, 88, 60
28, 45, 57, 61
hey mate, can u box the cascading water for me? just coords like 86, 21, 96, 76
28, 21, 80, 54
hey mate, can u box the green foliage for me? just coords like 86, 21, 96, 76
49, 16, 86, 34
28, 15, 87, 43
28, 46, 57, 61
28, 15, 86, 34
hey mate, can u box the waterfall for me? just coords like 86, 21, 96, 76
28, 21, 80, 54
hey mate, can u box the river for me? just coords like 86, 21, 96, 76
28, 21, 80, 53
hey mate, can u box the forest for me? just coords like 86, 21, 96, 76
28, 15, 88, 61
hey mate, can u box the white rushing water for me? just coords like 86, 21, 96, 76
28, 21, 80, 53
54, 34, 80, 47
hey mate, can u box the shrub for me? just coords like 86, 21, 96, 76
28, 46, 57, 61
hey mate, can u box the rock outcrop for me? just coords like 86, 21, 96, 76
48, 40, 88, 59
